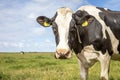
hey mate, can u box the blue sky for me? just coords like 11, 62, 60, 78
0, 0, 120, 52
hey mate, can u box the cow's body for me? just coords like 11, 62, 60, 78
37, 5, 120, 80
69, 5, 120, 80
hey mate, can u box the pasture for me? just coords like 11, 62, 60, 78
0, 52, 120, 80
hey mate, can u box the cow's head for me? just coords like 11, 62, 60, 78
37, 7, 73, 59
69, 10, 103, 52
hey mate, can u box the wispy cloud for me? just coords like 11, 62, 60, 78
32, 27, 46, 36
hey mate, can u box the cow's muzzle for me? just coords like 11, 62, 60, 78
55, 49, 71, 59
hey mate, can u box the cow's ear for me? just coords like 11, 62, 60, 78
82, 15, 94, 27
36, 16, 52, 27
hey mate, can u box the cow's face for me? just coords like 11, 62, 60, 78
69, 10, 103, 51
37, 7, 73, 59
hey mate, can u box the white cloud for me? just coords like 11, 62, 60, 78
0, 42, 24, 48
32, 27, 46, 36
33, 0, 48, 2
27, 13, 36, 19
45, 39, 51, 43
18, 42, 24, 48
2, 42, 9, 47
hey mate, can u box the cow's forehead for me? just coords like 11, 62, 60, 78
56, 7, 73, 16
55, 7, 73, 28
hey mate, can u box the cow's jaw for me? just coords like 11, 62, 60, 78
54, 7, 73, 59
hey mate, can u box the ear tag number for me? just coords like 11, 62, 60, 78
43, 21, 50, 27
82, 21, 88, 27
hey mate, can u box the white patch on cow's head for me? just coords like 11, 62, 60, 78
78, 5, 107, 39
55, 7, 73, 59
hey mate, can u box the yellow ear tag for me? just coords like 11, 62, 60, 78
43, 21, 50, 27
82, 21, 88, 27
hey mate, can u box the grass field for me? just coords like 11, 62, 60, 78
0, 52, 120, 80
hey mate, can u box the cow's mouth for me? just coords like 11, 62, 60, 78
55, 50, 71, 59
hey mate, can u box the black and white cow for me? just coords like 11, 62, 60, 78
37, 5, 120, 80
69, 5, 120, 80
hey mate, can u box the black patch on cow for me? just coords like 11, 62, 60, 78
69, 18, 83, 54
86, 16, 103, 44
105, 30, 113, 55
96, 7, 112, 12
97, 7, 120, 13
96, 7, 106, 12
93, 30, 113, 55
99, 12, 120, 40
52, 22, 59, 45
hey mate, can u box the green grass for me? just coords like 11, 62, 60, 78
0, 52, 120, 80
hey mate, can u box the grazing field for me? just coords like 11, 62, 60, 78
0, 52, 120, 80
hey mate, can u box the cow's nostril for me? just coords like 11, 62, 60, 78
56, 52, 67, 59
59, 54, 67, 59
65, 51, 70, 56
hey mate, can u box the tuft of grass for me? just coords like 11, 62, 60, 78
0, 72, 10, 80
0, 52, 120, 80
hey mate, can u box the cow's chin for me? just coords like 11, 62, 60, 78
55, 51, 72, 59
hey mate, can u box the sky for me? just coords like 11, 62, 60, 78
0, 0, 120, 52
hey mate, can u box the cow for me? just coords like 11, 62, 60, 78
20, 51, 25, 54
69, 5, 120, 80
36, 5, 120, 80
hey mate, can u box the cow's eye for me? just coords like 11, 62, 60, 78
52, 22, 58, 35
52, 27, 58, 36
